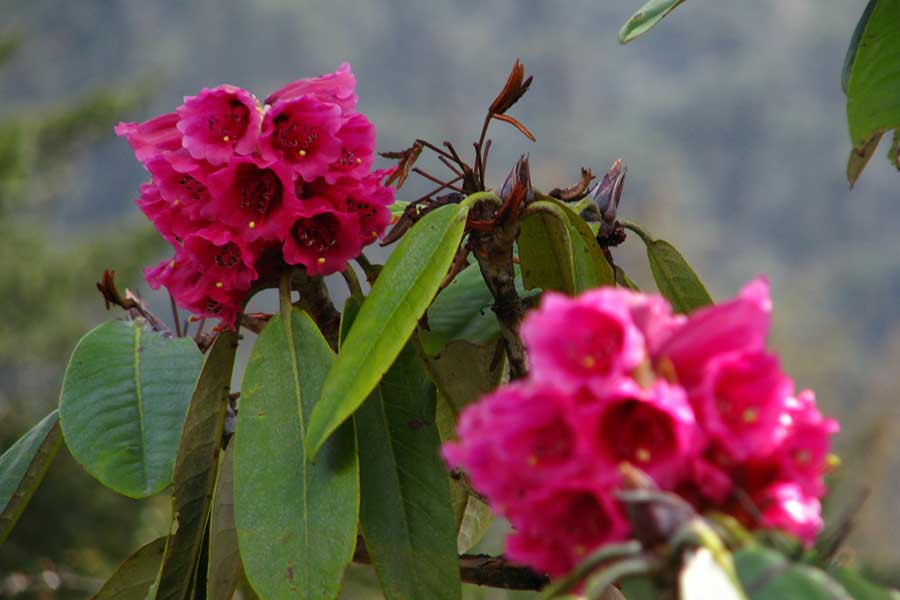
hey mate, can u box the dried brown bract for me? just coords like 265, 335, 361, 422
380, 141, 423, 189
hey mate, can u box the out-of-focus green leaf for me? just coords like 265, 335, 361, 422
153, 331, 238, 600
734, 547, 852, 600
390, 200, 410, 219
59, 319, 203, 498
844, 0, 900, 182
680, 547, 747, 600
830, 567, 900, 599
455, 495, 492, 554
619, 0, 688, 44
557, 202, 616, 291
308, 203, 469, 458
615, 266, 641, 291
0, 410, 63, 543
235, 308, 358, 600
356, 342, 461, 600
93, 537, 169, 600
424, 340, 504, 415
625, 221, 712, 313
207, 443, 242, 600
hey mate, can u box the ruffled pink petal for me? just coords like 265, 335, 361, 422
265, 62, 358, 112
177, 84, 262, 165
259, 96, 343, 181
115, 112, 182, 163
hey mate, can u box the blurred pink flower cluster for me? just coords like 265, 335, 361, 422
116, 64, 394, 327
443, 278, 838, 576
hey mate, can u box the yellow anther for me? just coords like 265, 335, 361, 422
169, 260, 176, 268
216, 281, 224, 288
223, 135, 230, 142
575, 545, 586, 557
581, 355, 596, 368
636, 448, 651, 463
742, 407, 759, 423
355, 157, 362, 165
298, 149, 307, 157
317, 257, 326, 265
527, 455, 538, 467
794, 449, 812, 464
248, 221, 256, 229
173, 199, 181, 207
826, 453, 841, 471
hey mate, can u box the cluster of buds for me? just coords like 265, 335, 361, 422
444, 279, 838, 576
116, 64, 394, 327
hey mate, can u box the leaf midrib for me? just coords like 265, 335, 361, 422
133, 324, 149, 491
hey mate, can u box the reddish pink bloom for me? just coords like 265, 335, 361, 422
521, 289, 645, 387
695, 351, 792, 462
135, 183, 209, 245
145, 153, 216, 220
265, 62, 358, 112
259, 96, 343, 181
325, 113, 376, 183
182, 229, 259, 291
204, 155, 301, 242
177, 85, 262, 165
774, 390, 839, 496
506, 481, 628, 576
115, 112, 183, 163
282, 206, 360, 276
319, 170, 394, 243
626, 293, 685, 356
680, 457, 733, 505
145, 256, 244, 328
755, 482, 823, 546
660, 277, 772, 387
583, 379, 699, 489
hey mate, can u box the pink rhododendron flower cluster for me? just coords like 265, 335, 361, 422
116, 64, 394, 327
443, 278, 838, 576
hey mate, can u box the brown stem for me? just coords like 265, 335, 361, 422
412, 168, 465, 193
291, 270, 341, 351
352, 542, 548, 591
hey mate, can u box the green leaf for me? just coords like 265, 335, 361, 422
207, 443, 242, 600
734, 547, 852, 600
455, 495, 493, 554
421, 263, 530, 356
619, 0, 687, 44
679, 548, 747, 600
625, 221, 712, 313
842, 0, 877, 94
59, 319, 203, 498
557, 202, 616, 291
356, 342, 461, 600
830, 567, 900, 600
615, 266, 641, 291
235, 308, 359, 600
518, 210, 576, 294
390, 200, 410, 219
844, 0, 900, 180
153, 331, 238, 600
308, 203, 469, 459
847, 132, 884, 187
93, 537, 169, 600
0, 410, 63, 543
423, 340, 505, 415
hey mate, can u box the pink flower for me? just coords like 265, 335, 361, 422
659, 276, 772, 387
115, 112, 183, 163
583, 379, 699, 488
318, 170, 394, 243
521, 289, 645, 388
204, 155, 300, 242
326, 113, 376, 183
181, 229, 259, 291
145, 153, 216, 220
506, 481, 628, 576
177, 85, 262, 165
259, 95, 343, 181
145, 256, 244, 327
774, 390, 839, 496
695, 351, 792, 462
282, 206, 360, 276
755, 482, 823, 546
265, 62, 358, 112
135, 182, 209, 245
626, 293, 685, 356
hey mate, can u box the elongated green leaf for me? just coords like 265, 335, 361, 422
734, 547, 852, 600
308, 203, 469, 458
619, 0, 687, 44
830, 567, 900, 599
357, 342, 461, 600
59, 320, 203, 498
518, 211, 576, 294
390, 200, 410, 219
93, 537, 168, 600
844, 0, 900, 180
455, 495, 492, 554
847, 132, 884, 187
626, 222, 712, 313
235, 308, 359, 600
0, 410, 63, 543
207, 444, 242, 600
421, 263, 530, 357
424, 340, 505, 415
557, 202, 616, 291
154, 331, 238, 600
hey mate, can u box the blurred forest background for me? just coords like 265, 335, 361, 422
1, 0, 899, 597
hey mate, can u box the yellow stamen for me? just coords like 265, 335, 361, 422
298, 149, 307, 157
248, 221, 256, 229
575, 545, 586, 557
317, 257, 326, 265
636, 448, 651, 463
169, 260, 176, 268
355, 157, 362, 165
216, 281, 224, 288
581, 355, 596, 368
527, 455, 538, 467
173, 199, 181, 207
794, 449, 812, 464
223, 135, 230, 142
742, 407, 759, 423
826, 453, 841, 471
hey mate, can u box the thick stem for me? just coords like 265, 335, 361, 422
291, 270, 341, 351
